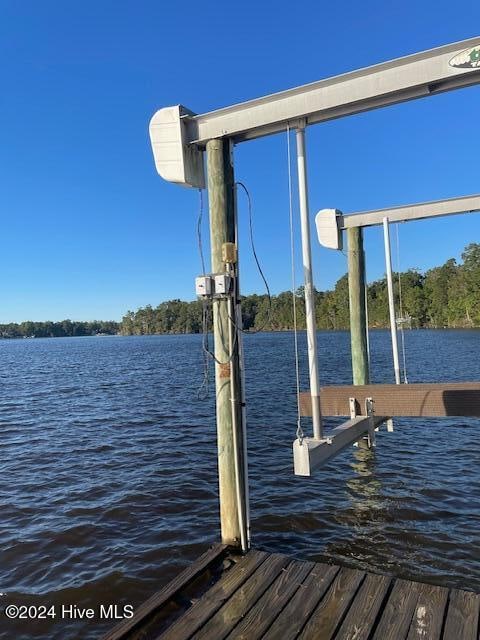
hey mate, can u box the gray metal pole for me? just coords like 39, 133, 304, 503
383, 217, 401, 384
347, 227, 370, 385
296, 127, 322, 440
206, 138, 248, 547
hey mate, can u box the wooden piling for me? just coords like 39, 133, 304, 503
347, 227, 369, 385
206, 138, 246, 548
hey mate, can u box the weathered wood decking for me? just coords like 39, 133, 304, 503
102, 544, 480, 640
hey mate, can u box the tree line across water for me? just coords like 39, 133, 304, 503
2, 243, 479, 338
121, 243, 480, 335
0, 320, 119, 339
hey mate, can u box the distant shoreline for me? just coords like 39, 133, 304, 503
0, 320, 119, 340
2, 326, 479, 341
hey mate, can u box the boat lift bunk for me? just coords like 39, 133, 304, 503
150, 38, 480, 497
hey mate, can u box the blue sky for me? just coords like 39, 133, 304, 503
1, 1, 479, 322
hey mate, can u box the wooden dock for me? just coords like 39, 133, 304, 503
102, 543, 480, 640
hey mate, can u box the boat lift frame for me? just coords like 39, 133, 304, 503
316, 193, 480, 384
150, 38, 480, 497
297, 193, 480, 476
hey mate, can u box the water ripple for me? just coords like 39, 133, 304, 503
0, 331, 480, 638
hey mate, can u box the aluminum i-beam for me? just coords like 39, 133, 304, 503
316, 194, 480, 249
149, 38, 480, 187
293, 415, 387, 476
341, 193, 480, 229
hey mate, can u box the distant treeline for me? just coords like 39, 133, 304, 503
121, 243, 480, 334
0, 320, 119, 339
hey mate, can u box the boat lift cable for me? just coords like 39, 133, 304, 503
287, 125, 304, 444
395, 223, 409, 384
364, 252, 371, 372
196, 189, 211, 400
234, 182, 272, 333
365, 284, 371, 368
197, 188, 207, 276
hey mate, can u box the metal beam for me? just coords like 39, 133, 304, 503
293, 416, 386, 476
340, 194, 480, 229
150, 39, 480, 186
184, 38, 480, 145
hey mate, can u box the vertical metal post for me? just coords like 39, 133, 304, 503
206, 138, 249, 548
347, 227, 370, 385
383, 217, 401, 384
296, 126, 322, 440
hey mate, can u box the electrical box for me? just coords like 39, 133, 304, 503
214, 274, 232, 295
195, 276, 213, 297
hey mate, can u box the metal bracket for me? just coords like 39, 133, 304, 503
365, 397, 375, 416
365, 397, 376, 448
349, 397, 357, 419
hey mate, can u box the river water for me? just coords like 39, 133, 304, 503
1, 330, 479, 639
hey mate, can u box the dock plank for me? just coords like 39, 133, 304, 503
261, 563, 340, 640
372, 578, 423, 640
157, 550, 268, 640
443, 588, 480, 640
226, 559, 315, 640
102, 543, 228, 640
298, 567, 365, 640
406, 582, 449, 640
335, 573, 391, 640
104, 547, 480, 640
191, 553, 290, 640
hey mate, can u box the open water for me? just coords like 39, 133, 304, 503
1, 330, 479, 639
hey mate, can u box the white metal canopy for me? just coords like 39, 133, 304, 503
149, 37, 480, 188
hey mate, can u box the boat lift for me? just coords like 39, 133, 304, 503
293, 195, 480, 476
150, 38, 480, 542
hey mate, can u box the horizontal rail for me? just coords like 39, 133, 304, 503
183, 38, 480, 145
299, 382, 480, 417
340, 194, 480, 229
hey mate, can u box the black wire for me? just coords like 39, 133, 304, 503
196, 189, 210, 399
197, 189, 207, 275
235, 181, 272, 333
196, 189, 238, 366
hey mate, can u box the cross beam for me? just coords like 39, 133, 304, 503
342, 194, 480, 230
149, 38, 480, 187
293, 416, 387, 476
315, 194, 480, 249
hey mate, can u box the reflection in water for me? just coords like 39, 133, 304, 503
347, 444, 383, 502
328, 442, 385, 528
